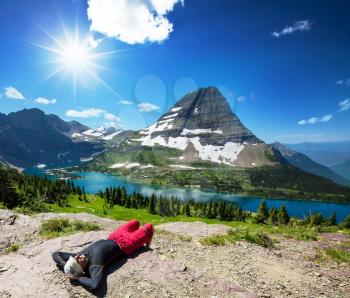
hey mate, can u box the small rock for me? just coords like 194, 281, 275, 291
0, 266, 10, 273
0, 209, 15, 225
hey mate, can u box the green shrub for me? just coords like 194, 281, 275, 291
200, 234, 227, 246
40, 218, 100, 238
340, 215, 350, 229
5, 243, 20, 254
200, 228, 274, 248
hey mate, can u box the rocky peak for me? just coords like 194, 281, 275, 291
152, 86, 262, 145
131, 87, 273, 167
271, 142, 297, 157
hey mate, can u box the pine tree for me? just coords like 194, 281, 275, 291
82, 187, 87, 202
206, 203, 214, 219
340, 215, 350, 229
278, 205, 290, 225
328, 212, 337, 226
255, 199, 269, 224
148, 194, 156, 214
268, 207, 278, 225
310, 213, 324, 226
217, 201, 226, 220
184, 203, 191, 217
0, 170, 19, 208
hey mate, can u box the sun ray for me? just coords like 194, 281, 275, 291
39, 64, 68, 84
83, 66, 123, 99
32, 21, 125, 101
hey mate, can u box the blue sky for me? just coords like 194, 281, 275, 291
0, 0, 350, 143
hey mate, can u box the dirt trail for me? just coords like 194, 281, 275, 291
0, 211, 349, 297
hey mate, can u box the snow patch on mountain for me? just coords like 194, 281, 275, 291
133, 132, 245, 165
109, 161, 141, 169
71, 126, 122, 142
170, 164, 197, 170
180, 128, 223, 135
102, 131, 122, 140
171, 106, 182, 112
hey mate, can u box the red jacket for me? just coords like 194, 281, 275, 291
108, 220, 154, 255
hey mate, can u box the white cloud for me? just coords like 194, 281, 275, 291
4, 86, 25, 100
66, 108, 106, 118
321, 114, 333, 122
104, 121, 119, 128
65, 109, 122, 129
336, 78, 350, 86
271, 20, 312, 38
35, 97, 57, 105
104, 112, 120, 122
119, 99, 133, 105
88, 36, 102, 48
236, 95, 246, 102
339, 98, 350, 112
87, 0, 184, 45
137, 102, 160, 112
298, 114, 333, 125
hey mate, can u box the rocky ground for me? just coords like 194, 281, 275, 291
0, 210, 349, 298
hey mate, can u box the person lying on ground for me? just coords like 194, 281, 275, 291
52, 220, 154, 291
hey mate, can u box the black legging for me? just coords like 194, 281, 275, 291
52, 239, 123, 291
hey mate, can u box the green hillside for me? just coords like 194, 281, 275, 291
82, 142, 350, 202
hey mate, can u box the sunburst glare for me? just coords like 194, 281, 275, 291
32, 23, 122, 100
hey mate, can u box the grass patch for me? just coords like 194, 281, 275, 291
5, 243, 20, 254
200, 228, 274, 248
178, 234, 193, 242
156, 229, 193, 242
316, 247, 350, 264
40, 218, 100, 239
47, 195, 348, 242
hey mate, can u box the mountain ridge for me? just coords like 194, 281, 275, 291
272, 142, 350, 187
0, 108, 127, 167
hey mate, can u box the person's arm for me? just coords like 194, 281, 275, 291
52, 251, 76, 270
78, 265, 104, 291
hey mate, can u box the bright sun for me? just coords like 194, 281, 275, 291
60, 44, 91, 70
33, 24, 121, 99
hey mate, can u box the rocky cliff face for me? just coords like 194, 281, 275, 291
145, 87, 261, 145
131, 87, 276, 167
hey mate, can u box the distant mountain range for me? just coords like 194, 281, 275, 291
331, 160, 350, 181
272, 142, 350, 187
287, 141, 350, 167
0, 108, 130, 168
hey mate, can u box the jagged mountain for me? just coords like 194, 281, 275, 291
0, 108, 127, 168
129, 87, 281, 167
272, 142, 350, 187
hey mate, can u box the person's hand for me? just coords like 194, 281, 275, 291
68, 275, 78, 281
75, 255, 88, 268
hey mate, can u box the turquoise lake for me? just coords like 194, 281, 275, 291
25, 167, 350, 223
